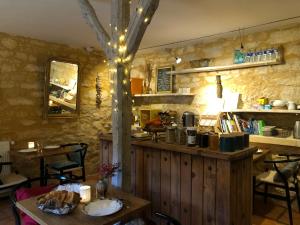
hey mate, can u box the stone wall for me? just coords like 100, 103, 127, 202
0, 32, 111, 177
131, 22, 300, 127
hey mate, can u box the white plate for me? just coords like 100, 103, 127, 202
82, 199, 123, 216
18, 148, 37, 153
44, 145, 60, 149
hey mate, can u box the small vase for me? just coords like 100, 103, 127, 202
96, 178, 108, 199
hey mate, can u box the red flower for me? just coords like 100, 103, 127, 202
99, 162, 120, 179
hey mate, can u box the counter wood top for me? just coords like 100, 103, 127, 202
99, 134, 257, 161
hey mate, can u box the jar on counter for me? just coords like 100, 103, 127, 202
186, 127, 197, 147
166, 126, 176, 143
176, 126, 186, 145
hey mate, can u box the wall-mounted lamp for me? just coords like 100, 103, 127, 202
175, 57, 182, 64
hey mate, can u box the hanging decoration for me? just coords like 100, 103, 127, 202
96, 73, 102, 108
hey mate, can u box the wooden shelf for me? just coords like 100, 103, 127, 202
250, 135, 300, 147
133, 93, 195, 97
49, 95, 76, 110
50, 82, 71, 90
170, 59, 283, 75
222, 109, 300, 114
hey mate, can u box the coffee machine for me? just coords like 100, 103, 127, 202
182, 111, 195, 127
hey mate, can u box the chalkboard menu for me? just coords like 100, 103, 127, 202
156, 67, 172, 93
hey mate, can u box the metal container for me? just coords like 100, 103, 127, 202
182, 111, 195, 127
294, 121, 300, 139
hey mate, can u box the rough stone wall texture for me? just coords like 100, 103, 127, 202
131, 22, 300, 125
0, 32, 111, 177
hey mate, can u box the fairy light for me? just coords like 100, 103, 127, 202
119, 34, 125, 42
103, 59, 107, 63
124, 28, 128, 33
123, 79, 127, 85
114, 26, 118, 31
118, 45, 127, 54
107, 42, 111, 46
124, 91, 128, 95
110, 89, 114, 94
114, 99, 118, 103
113, 43, 117, 49
137, 7, 143, 14
144, 17, 149, 23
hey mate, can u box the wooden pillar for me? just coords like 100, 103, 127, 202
78, 0, 160, 190
111, 63, 132, 190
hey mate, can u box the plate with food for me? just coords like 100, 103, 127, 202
82, 199, 123, 216
18, 149, 37, 153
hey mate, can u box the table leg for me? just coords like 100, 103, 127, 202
40, 157, 45, 186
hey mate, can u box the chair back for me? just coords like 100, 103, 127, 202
62, 143, 88, 166
0, 141, 11, 175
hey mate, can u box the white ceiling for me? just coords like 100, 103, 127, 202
0, 0, 300, 51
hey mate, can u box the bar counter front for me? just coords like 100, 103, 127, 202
100, 134, 257, 225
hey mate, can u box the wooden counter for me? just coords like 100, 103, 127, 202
99, 134, 257, 225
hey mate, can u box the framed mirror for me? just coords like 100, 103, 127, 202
44, 58, 80, 118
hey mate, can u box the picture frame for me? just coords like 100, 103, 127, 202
156, 66, 173, 93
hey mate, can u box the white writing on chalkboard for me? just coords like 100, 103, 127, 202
156, 67, 172, 93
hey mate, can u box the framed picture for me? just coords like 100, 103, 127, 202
156, 66, 173, 93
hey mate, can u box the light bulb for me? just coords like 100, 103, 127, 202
137, 7, 143, 14
175, 57, 182, 64
144, 18, 149, 23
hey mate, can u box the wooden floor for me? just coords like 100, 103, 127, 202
1, 184, 300, 225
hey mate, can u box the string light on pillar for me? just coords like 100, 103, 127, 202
144, 17, 149, 23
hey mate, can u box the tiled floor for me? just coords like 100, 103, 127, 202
1, 185, 300, 225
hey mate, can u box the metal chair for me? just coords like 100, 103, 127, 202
0, 141, 28, 196
45, 143, 88, 183
254, 154, 300, 225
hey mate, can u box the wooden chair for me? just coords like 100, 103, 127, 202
45, 143, 88, 183
0, 141, 28, 196
254, 154, 300, 225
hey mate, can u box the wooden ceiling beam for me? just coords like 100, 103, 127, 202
125, 0, 159, 59
77, 0, 113, 59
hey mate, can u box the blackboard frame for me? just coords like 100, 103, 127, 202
156, 66, 173, 93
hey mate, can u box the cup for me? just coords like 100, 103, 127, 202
28, 142, 35, 149
288, 101, 296, 110
198, 133, 209, 148
80, 185, 91, 203
208, 134, 219, 151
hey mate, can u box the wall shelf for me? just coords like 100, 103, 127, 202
170, 59, 283, 75
133, 93, 195, 97
250, 135, 300, 147
222, 109, 300, 114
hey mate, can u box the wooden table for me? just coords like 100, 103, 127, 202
16, 187, 150, 225
12, 147, 74, 186
253, 149, 270, 162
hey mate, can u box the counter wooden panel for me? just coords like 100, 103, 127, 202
99, 134, 257, 225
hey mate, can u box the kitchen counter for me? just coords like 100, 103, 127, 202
100, 134, 257, 161
99, 134, 256, 225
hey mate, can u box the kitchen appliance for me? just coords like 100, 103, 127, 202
182, 111, 195, 127
294, 121, 300, 139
